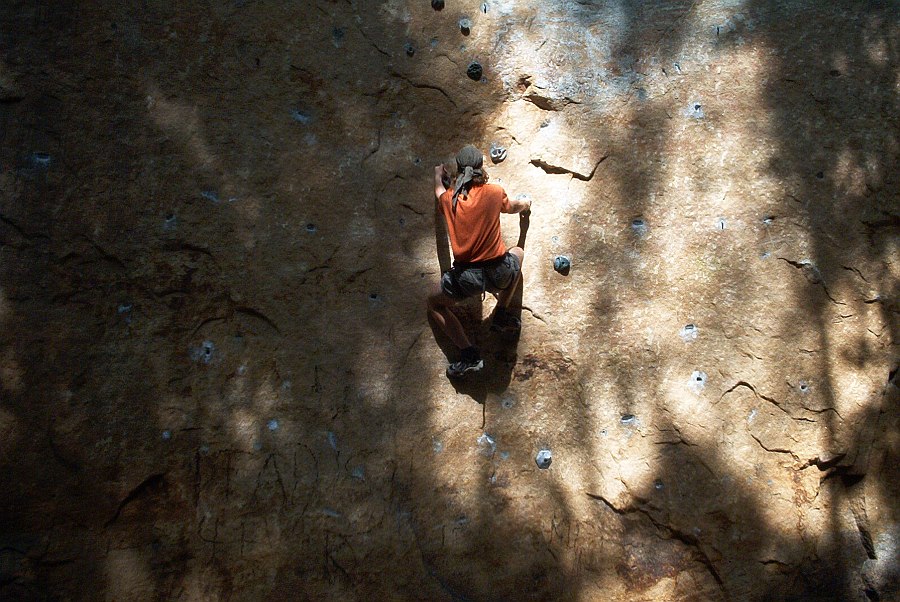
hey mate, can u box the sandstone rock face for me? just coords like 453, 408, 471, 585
0, 1, 897, 600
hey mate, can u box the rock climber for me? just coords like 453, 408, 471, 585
427, 144, 532, 378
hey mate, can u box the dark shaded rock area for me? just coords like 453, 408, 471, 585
0, 0, 898, 600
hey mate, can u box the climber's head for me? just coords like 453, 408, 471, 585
452, 145, 489, 209
455, 145, 488, 185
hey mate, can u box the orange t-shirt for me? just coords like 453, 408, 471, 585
439, 183, 510, 264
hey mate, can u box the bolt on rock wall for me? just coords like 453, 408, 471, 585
0, 0, 898, 600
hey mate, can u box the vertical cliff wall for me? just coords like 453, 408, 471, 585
0, 1, 898, 600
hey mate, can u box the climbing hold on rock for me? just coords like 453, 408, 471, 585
466, 61, 482, 81
631, 218, 648, 236
291, 109, 312, 124
481, 2, 489, 13
190, 340, 215, 364
553, 255, 571, 275
31, 152, 51, 167
690, 370, 707, 393
459, 17, 472, 35
306, 223, 317, 233
477, 432, 496, 457
535, 448, 552, 469
687, 102, 704, 119
118, 303, 133, 325
404, 42, 415, 57
680, 323, 698, 342
489, 143, 507, 163
620, 414, 636, 425
332, 27, 345, 48
431, 0, 444, 10
798, 380, 810, 394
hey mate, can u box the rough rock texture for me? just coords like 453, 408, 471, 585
0, 0, 898, 600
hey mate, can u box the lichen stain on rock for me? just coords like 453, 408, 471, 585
514, 351, 574, 381
616, 542, 684, 592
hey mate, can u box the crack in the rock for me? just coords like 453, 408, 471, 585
345, 266, 372, 284
585, 492, 726, 593
253, 453, 289, 506
777, 257, 845, 305
78, 235, 127, 270
523, 91, 580, 111
400, 202, 425, 216
530, 156, 608, 181
718, 380, 785, 410
0, 213, 50, 241
399, 330, 423, 369
307, 245, 341, 275
47, 424, 80, 472
748, 432, 797, 458
653, 424, 698, 447
861, 212, 900, 231
390, 71, 458, 109
842, 265, 870, 283
362, 124, 382, 164
846, 487, 878, 560
797, 404, 842, 420
520, 305, 547, 324
759, 558, 791, 567
585, 491, 626, 514
191, 315, 227, 336
355, 24, 391, 58
106, 473, 165, 527
193, 451, 202, 507
797, 452, 846, 471
161, 241, 213, 257
747, 433, 838, 471
235, 306, 280, 334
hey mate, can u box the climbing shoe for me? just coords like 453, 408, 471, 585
446, 357, 484, 378
447, 346, 483, 378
